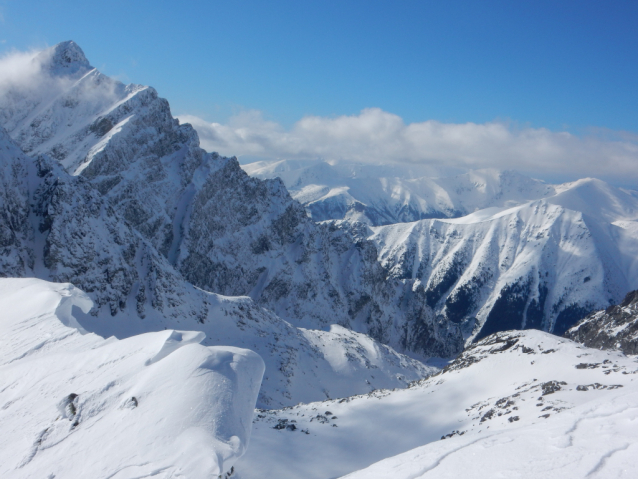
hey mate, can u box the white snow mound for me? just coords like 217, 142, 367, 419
0, 278, 265, 479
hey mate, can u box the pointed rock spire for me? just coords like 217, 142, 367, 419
37, 40, 93, 76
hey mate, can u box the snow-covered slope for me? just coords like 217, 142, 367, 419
0, 41, 463, 359
566, 288, 638, 355
343, 387, 637, 479
235, 329, 638, 479
0, 278, 264, 479
370, 178, 638, 339
243, 159, 556, 225
0, 126, 433, 407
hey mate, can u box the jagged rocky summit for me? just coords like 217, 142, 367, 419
0, 124, 435, 407
0, 40, 463, 359
0, 141, 432, 410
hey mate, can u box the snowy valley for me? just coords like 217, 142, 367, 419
1, 40, 638, 478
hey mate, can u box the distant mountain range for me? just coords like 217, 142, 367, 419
245, 158, 638, 337
243, 159, 557, 225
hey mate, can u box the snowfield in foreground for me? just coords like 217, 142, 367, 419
235, 329, 638, 479
0, 278, 264, 479
343, 389, 637, 479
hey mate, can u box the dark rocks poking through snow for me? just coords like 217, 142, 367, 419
566, 289, 638, 355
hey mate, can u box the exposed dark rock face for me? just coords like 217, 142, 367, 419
565, 290, 638, 355
0, 126, 207, 321
475, 279, 532, 341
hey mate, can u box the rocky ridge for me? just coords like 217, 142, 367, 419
565, 289, 638, 355
0, 41, 463, 358
0, 125, 434, 408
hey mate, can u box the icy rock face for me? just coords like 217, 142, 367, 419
0, 125, 206, 319
242, 159, 556, 226
0, 41, 463, 359
178, 161, 462, 357
0, 278, 264, 479
565, 289, 638, 355
370, 179, 638, 340
0, 129, 32, 276
0, 127, 433, 407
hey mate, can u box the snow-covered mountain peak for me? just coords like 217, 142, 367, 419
40, 40, 92, 75
549, 177, 638, 223
35, 40, 93, 77
369, 174, 638, 340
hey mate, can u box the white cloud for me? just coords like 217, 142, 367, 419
0, 48, 48, 92
179, 109, 638, 185
0, 45, 124, 125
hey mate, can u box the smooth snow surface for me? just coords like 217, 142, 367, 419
343, 392, 638, 478
0, 278, 264, 478
235, 330, 638, 479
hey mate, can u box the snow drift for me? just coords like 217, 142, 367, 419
0, 278, 264, 478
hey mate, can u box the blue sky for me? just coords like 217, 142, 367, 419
2, 0, 637, 131
1, 0, 638, 183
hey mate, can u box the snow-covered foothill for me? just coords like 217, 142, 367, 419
342, 389, 638, 478
370, 177, 638, 339
0, 278, 264, 479
234, 329, 638, 479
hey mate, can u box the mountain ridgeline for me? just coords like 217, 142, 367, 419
3, 40, 638, 361
0, 41, 463, 358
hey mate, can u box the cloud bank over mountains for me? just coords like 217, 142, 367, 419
180, 109, 638, 185
0, 48, 49, 92
1, 45, 636, 186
